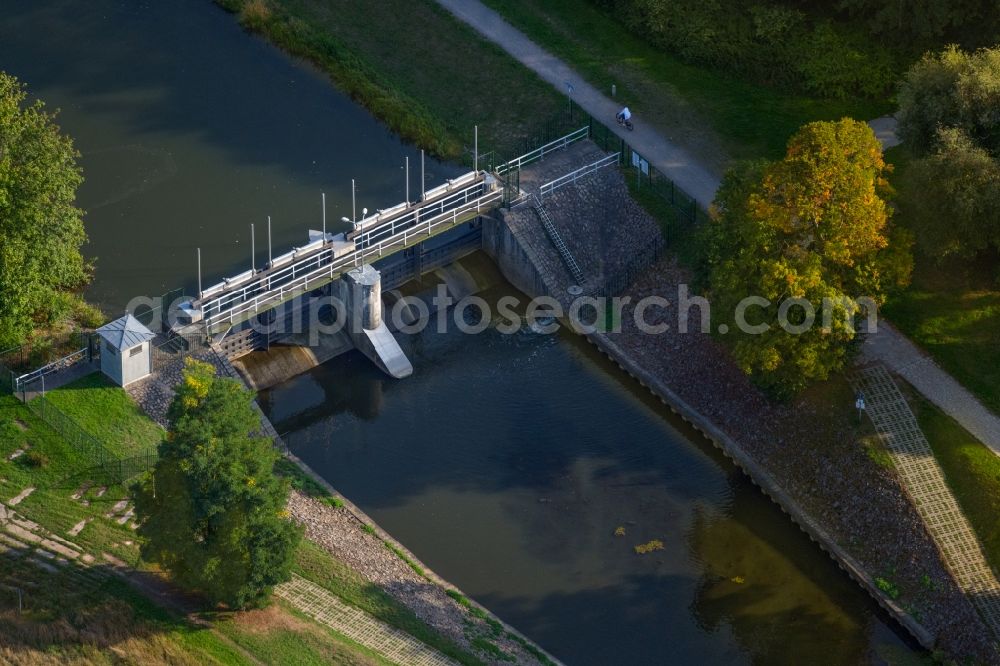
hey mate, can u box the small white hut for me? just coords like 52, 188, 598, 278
96, 314, 156, 387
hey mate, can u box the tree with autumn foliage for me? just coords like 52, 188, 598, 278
705, 119, 913, 396
134, 359, 300, 609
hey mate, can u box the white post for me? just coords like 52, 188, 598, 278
267, 216, 273, 266
421, 149, 425, 202
322, 192, 326, 238
251, 223, 255, 272
474, 125, 478, 173
352, 179, 356, 223
405, 156, 409, 204
197, 247, 203, 299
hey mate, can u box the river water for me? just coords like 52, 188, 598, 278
0, 1, 920, 664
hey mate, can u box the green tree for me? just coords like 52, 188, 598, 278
906, 127, 1000, 260
837, 0, 998, 46
706, 119, 911, 396
0, 72, 92, 348
134, 359, 301, 609
897, 45, 1000, 156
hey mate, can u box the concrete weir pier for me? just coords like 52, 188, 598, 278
339, 265, 412, 379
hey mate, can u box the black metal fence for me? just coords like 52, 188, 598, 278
599, 239, 668, 297
471, 100, 711, 228
0, 333, 103, 397
25, 393, 157, 485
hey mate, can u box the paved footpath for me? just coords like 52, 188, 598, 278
863, 322, 1000, 455
435, 0, 721, 208
438, 0, 1000, 455
276, 574, 458, 666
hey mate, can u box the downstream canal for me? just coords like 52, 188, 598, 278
1, 1, 920, 663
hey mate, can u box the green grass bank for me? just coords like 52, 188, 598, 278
216, 0, 569, 161
0, 382, 479, 664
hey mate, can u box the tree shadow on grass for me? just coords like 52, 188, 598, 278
0, 555, 208, 658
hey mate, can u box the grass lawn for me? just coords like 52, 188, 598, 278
882, 145, 1000, 414
0, 393, 458, 664
0, 392, 139, 559
215, 600, 391, 666
480, 0, 891, 168
41, 372, 163, 457
911, 389, 1000, 578
0, 555, 250, 665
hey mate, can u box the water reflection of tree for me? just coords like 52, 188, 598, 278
688, 507, 868, 665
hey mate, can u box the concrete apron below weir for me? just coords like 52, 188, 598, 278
230, 257, 487, 391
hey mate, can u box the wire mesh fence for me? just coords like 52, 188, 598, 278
23, 392, 156, 484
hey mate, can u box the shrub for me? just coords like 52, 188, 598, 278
898, 45, 1000, 157
239, 0, 271, 29
905, 127, 1000, 261
875, 576, 900, 599
793, 23, 895, 99
591, 0, 896, 98
72, 299, 105, 329
20, 450, 48, 468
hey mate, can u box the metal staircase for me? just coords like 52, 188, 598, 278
531, 195, 585, 285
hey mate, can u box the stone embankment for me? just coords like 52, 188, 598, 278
288, 491, 557, 665
493, 145, 997, 663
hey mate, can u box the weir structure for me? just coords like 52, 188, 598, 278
167, 126, 599, 376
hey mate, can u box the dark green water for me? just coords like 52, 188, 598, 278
0, 0, 460, 311
0, 2, 921, 664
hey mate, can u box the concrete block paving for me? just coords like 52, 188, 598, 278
852, 365, 1000, 639
276, 574, 458, 666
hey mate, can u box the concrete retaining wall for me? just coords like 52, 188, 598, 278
482, 211, 550, 299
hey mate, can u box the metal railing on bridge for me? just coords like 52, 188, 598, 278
197, 175, 502, 329
539, 152, 621, 199
496, 126, 589, 175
